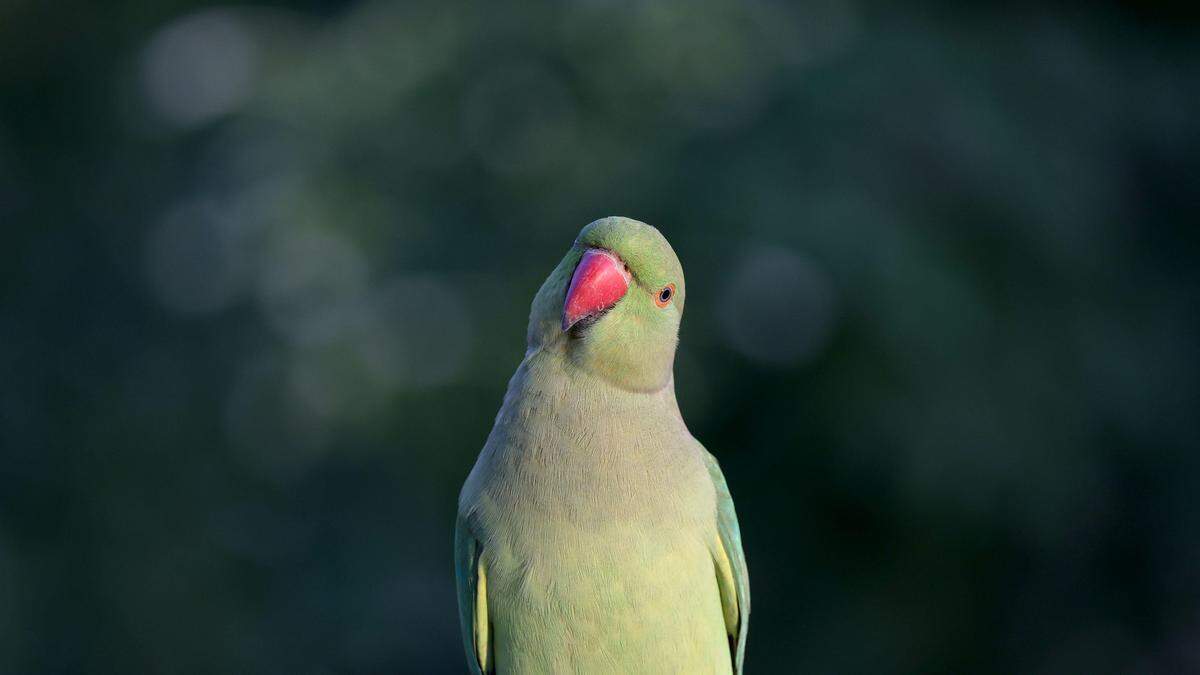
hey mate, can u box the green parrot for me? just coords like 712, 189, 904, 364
455, 216, 749, 673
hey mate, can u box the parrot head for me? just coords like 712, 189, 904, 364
527, 216, 685, 392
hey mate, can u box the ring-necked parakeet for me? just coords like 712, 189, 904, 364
455, 217, 749, 673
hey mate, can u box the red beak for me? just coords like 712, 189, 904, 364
562, 248, 631, 331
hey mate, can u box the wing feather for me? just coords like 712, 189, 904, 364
702, 450, 750, 673
454, 517, 490, 674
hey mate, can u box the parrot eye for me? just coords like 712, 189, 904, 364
655, 283, 675, 308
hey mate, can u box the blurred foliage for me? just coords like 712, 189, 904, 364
2, 0, 1199, 673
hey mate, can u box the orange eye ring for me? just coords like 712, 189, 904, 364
654, 283, 675, 308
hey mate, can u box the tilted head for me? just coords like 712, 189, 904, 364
527, 217, 685, 392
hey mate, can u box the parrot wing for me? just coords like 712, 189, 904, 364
703, 449, 750, 673
454, 516, 490, 674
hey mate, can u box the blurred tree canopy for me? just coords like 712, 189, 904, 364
1, 0, 1198, 673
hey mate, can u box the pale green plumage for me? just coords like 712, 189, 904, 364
456, 216, 749, 673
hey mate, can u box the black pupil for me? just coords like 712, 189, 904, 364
660, 288, 671, 302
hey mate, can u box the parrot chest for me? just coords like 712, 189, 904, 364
458, 356, 733, 672
468, 438, 730, 672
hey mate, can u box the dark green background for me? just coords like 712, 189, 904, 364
2, 1, 1198, 672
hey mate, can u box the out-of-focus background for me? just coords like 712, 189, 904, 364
2, 0, 1198, 672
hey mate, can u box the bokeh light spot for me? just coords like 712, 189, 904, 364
140, 10, 259, 128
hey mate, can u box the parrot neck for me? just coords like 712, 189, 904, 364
510, 344, 685, 433
534, 331, 677, 395
461, 341, 705, 531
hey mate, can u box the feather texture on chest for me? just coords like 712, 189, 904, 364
463, 348, 715, 537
